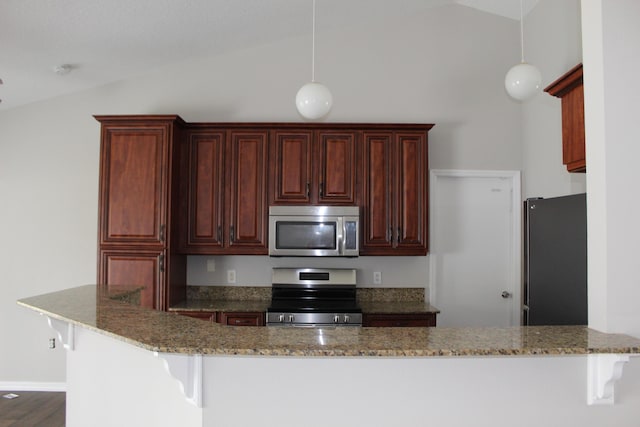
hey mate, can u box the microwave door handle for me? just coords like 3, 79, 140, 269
338, 220, 345, 255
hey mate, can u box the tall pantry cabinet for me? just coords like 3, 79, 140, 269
95, 116, 187, 310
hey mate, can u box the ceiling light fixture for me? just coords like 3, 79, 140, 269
295, 0, 333, 120
53, 64, 72, 76
504, 0, 541, 101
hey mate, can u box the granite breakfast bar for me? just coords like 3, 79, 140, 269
18, 285, 640, 427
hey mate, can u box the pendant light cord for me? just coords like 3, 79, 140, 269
520, 0, 525, 63
311, 0, 316, 82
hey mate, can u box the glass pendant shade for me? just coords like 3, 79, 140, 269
505, 0, 541, 102
505, 62, 542, 101
296, 81, 333, 120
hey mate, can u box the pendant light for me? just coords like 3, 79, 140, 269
296, 0, 333, 120
504, 0, 541, 101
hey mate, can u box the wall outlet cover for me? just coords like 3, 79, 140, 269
227, 269, 236, 283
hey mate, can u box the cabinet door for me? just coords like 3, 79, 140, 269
186, 131, 225, 250
561, 83, 585, 171
270, 130, 313, 204
395, 132, 428, 254
99, 126, 167, 246
317, 131, 357, 204
226, 131, 268, 253
99, 249, 164, 309
361, 132, 394, 253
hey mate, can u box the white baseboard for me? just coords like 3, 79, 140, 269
0, 381, 66, 392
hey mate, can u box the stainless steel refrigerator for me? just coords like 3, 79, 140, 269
523, 193, 587, 325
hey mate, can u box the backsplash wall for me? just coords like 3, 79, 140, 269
187, 255, 429, 289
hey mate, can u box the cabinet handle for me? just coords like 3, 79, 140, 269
389, 227, 393, 244
319, 182, 324, 197
159, 254, 165, 273
306, 182, 311, 198
230, 225, 235, 243
159, 224, 166, 242
397, 227, 401, 244
217, 225, 222, 243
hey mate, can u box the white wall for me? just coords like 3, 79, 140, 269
522, 0, 586, 199
0, 4, 525, 385
582, 0, 640, 337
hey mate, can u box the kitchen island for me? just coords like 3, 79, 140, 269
18, 285, 640, 427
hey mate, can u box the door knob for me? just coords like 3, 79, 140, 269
501, 291, 512, 299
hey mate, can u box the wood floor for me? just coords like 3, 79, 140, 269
0, 391, 65, 427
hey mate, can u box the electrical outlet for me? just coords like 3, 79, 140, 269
206, 258, 216, 272
49, 338, 56, 349
227, 269, 236, 283
373, 271, 382, 285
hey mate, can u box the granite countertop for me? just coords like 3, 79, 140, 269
169, 285, 439, 314
359, 301, 440, 314
170, 299, 271, 313
17, 285, 640, 357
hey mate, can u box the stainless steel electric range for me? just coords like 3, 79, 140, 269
266, 268, 362, 327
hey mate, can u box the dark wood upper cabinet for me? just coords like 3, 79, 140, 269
395, 132, 428, 252
317, 131, 357, 205
361, 132, 394, 251
98, 124, 168, 245
226, 130, 269, 253
269, 129, 357, 205
182, 127, 268, 254
361, 128, 431, 255
184, 130, 226, 250
271, 130, 314, 204
544, 64, 585, 173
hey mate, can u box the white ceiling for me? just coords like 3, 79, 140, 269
0, 0, 537, 112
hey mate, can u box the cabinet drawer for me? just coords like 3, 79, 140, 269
175, 311, 215, 322
363, 313, 436, 327
217, 312, 265, 326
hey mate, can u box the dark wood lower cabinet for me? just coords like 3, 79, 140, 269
99, 249, 163, 310
362, 313, 437, 327
216, 311, 265, 326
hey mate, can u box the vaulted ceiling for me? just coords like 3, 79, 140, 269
0, 0, 538, 111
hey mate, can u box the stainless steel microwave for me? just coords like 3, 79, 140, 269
268, 206, 360, 257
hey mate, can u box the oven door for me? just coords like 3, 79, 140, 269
269, 216, 342, 256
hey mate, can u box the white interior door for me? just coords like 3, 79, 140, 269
430, 170, 521, 327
